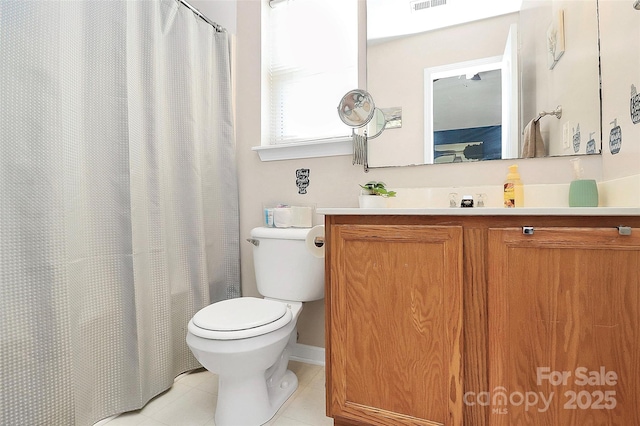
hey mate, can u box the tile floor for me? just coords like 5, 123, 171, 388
98, 361, 332, 426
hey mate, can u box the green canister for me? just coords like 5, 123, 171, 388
569, 179, 598, 207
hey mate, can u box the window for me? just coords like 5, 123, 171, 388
257, 0, 358, 160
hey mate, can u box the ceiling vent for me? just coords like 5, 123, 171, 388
410, 0, 447, 12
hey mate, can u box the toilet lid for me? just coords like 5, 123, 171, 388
189, 297, 292, 340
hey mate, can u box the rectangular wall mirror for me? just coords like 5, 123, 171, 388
366, 0, 602, 168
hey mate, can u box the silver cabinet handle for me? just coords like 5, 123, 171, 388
618, 226, 632, 236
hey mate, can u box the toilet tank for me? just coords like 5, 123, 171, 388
250, 227, 324, 302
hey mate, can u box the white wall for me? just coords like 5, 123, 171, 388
188, 0, 237, 34
599, 0, 640, 183
235, 0, 637, 348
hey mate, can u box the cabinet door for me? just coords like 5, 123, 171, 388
329, 225, 463, 426
488, 227, 640, 425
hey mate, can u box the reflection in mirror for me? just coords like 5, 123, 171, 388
519, 0, 600, 157
424, 55, 517, 164
337, 89, 375, 128
366, 0, 602, 168
432, 70, 502, 164
337, 89, 387, 138
366, 108, 387, 139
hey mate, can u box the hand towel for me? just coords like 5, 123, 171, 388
521, 119, 546, 158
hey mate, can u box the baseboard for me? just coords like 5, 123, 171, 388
290, 343, 325, 366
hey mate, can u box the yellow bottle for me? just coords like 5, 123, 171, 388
504, 164, 524, 208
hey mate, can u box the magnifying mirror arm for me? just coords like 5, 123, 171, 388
363, 134, 369, 173
352, 130, 370, 172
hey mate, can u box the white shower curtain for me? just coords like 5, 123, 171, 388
0, 1, 240, 424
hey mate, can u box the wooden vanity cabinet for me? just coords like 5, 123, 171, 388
324, 214, 640, 426
488, 226, 640, 425
327, 224, 464, 425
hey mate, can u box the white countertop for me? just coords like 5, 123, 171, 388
317, 207, 640, 216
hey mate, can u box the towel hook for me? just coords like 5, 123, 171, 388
534, 105, 562, 123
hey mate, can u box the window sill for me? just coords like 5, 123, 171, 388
252, 137, 352, 161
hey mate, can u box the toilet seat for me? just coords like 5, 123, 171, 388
188, 297, 292, 340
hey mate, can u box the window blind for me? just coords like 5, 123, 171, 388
267, 0, 358, 144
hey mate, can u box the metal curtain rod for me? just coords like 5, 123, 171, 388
177, 0, 225, 32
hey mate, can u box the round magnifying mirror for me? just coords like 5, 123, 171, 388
337, 89, 375, 128
366, 108, 387, 139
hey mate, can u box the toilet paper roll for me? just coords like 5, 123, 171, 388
291, 206, 313, 228
305, 225, 325, 258
273, 207, 292, 228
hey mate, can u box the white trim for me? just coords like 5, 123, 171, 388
252, 137, 352, 161
290, 343, 325, 366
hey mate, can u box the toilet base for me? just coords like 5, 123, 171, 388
215, 368, 298, 426
186, 301, 305, 425
267, 369, 298, 421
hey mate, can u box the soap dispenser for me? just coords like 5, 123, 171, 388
568, 158, 598, 207
504, 164, 524, 208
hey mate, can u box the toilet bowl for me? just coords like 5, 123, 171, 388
186, 227, 324, 426
187, 297, 303, 425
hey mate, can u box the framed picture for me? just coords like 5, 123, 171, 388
547, 10, 565, 70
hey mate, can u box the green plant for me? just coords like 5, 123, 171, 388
359, 181, 396, 198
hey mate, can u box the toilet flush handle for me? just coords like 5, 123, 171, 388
246, 238, 260, 247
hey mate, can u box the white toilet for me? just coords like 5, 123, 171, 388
186, 226, 324, 426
